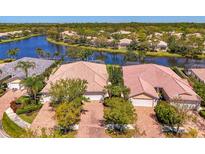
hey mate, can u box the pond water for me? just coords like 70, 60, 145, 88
1, 35, 205, 67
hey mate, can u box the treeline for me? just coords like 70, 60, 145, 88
1, 22, 205, 34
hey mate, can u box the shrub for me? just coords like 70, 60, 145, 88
199, 110, 205, 119
106, 65, 123, 85
16, 104, 42, 114
16, 96, 30, 105
56, 102, 81, 133
104, 97, 135, 132
154, 101, 183, 132
49, 79, 87, 106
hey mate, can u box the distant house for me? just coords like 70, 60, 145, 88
118, 38, 132, 48
123, 64, 201, 109
0, 57, 54, 90
112, 30, 131, 35
61, 30, 78, 39
156, 41, 168, 51
187, 68, 205, 83
42, 61, 108, 101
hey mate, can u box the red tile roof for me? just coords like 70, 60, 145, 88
42, 61, 108, 93
190, 68, 205, 82
123, 64, 201, 102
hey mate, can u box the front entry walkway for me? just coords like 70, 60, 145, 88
76, 102, 109, 138
135, 107, 164, 138
31, 102, 56, 135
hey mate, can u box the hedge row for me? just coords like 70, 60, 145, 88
16, 104, 42, 115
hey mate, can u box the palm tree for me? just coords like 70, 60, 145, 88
36, 48, 45, 58
15, 61, 36, 78
53, 50, 61, 59
7, 48, 19, 59
21, 77, 44, 103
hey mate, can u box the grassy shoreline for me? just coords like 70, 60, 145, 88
47, 38, 203, 59
0, 34, 41, 44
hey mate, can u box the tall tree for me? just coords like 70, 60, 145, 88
21, 77, 44, 103
15, 61, 36, 77
36, 48, 46, 58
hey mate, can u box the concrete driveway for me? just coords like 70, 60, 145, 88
135, 107, 164, 138
76, 102, 109, 138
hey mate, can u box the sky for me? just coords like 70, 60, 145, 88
0, 16, 205, 23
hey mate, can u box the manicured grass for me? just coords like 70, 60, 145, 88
0, 34, 41, 44
18, 111, 38, 124
2, 113, 26, 138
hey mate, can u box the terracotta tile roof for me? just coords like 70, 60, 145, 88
42, 61, 108, 93
123, 64, 201, 102
190, 68, 205, 82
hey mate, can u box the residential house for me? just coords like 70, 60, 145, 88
123, 64, 201, 109
156, 41, 168, 51
42, 61, 108, 101
187, 68, 205, 83
0, 57, 54, 90
118, 38, 132, 48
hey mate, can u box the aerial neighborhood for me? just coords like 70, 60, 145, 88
0, 23, 205, 138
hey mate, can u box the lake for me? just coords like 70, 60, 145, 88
1, 36, 205, 67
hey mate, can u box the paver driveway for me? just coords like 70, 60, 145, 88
0, 90, 26, 120
31, 102, 56, 135
0, 90, 26, 137
76, 102, 109, 138
135, 107, 164, 138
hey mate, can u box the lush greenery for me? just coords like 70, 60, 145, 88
21, 77, 44, 103
49, 79, 87, 135
105, 65, 130, 99
104, 97, 135, 132
199, 110, 205, 119
15, 61, 36, 77
2, 113, 26, 138
154, 101, 183, 134
190, 77, 205, 106
56, 98, 82, 133
18, 111, 38, 124
0, 34, 40, 44
49, 79, 88, 106
16, 103, 42, 115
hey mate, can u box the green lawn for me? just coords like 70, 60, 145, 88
0, 34, 41, 44
18, 111, 38, 124
2, 113, 26, 138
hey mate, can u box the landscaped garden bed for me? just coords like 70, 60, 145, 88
2, 113, 26, 138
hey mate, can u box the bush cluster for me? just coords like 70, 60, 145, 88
16, 104, 42, 115
104, 97, 135, 132
154, 101, 183, 129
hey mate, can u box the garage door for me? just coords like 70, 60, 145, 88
131, 98, 154, 107
7, 83, 21, 90
85, 95, 103, 101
